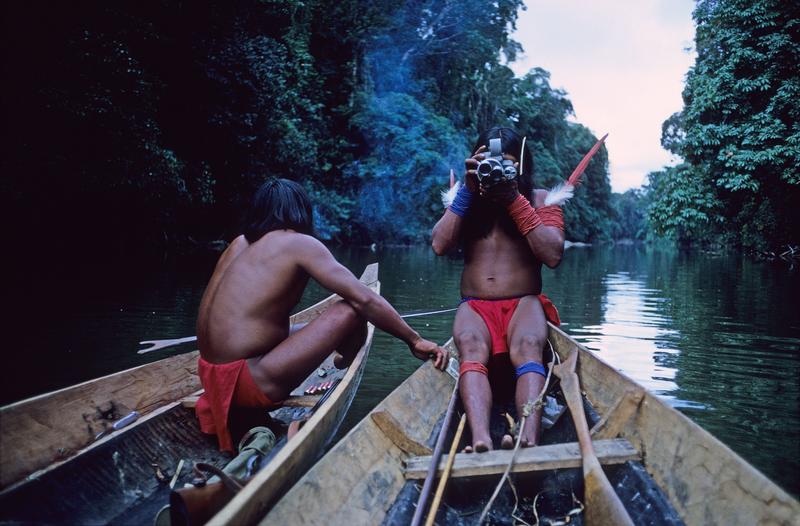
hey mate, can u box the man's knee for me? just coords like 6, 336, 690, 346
510, 333, 545, 362
327, 301, 362, 326
455, 330, 489, 362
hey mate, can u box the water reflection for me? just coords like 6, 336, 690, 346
569, 271, 690, 407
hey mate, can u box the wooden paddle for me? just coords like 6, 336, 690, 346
553, 348, 633, 526
137, 309, 457, 355
138, 336, 197, 354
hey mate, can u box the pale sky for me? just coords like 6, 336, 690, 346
510, 0, 696, 192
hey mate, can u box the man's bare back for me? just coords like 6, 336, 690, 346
197, 231, 312, 364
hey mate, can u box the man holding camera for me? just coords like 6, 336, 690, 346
431, 127, 565, 452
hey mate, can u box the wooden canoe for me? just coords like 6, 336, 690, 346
0, 263, 379, 525
263, 323, 800, 526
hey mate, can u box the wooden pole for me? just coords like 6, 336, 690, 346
410, 379, 459, 526
424, 413, 467, 526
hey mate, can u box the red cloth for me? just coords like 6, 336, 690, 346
195, 358, 280, 452
464, 294, 560, 356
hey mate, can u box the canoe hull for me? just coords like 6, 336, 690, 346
263, 325, 800, 526
0, 263, 380, 525
0, 351, 202, 490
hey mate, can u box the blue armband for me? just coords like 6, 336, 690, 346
515, 361, 547, 379
449, 185, 474, 218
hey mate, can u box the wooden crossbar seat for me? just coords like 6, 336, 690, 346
403, 438, 640, 479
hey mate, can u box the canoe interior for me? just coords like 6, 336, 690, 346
0, 368, 353, 525
382, 395, 683, 526
0, 404, 226, 524
263, 343, 680, 526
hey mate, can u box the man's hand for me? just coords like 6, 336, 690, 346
464, 145, 487, 193
481, 178, 520, 207
409, 338, 449, 371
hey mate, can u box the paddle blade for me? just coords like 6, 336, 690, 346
584, 464, 634, 526
567, 133, 608, 187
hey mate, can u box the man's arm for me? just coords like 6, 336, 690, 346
432, 147, 485, 255
521, 189, 565, 268
431, 209, 463, 255
295, 236, 447, 368
486, 184, 565, 268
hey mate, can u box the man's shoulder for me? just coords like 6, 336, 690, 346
274, 231, 329, 255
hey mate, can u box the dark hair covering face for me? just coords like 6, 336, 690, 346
243, 178, 314, 243
464, 127, 535, 242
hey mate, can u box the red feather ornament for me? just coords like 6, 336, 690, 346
545, 133, 608, 206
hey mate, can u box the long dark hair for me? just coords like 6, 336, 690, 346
464, 127, 534, 241
243, 178, 314, 242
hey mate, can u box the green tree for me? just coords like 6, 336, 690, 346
650, 0, 800, 251
611, 189, 648, 241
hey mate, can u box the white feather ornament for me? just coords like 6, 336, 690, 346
441, 180, 461, 208
544, 182, 575, 206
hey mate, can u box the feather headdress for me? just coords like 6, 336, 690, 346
545, 133, 608, 206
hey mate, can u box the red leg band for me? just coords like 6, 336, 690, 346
507, 194, 543, 236
459, 360, 489, 376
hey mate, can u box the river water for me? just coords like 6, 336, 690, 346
5, 244, 799, 496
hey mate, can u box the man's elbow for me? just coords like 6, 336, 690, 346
348, 289, 376, 313
431, 237, 450, 256
543, 246, 564, 268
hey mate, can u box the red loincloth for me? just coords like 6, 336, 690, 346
463, 294, 560, 355
463, 294, 560, 401
195, 358, 281, 452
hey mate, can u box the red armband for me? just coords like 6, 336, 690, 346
537, 205, 564, 232
507, 194, 542, 236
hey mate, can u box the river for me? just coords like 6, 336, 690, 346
4, 244, 798, 497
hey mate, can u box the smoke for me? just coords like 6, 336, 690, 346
350, 4, 469, 242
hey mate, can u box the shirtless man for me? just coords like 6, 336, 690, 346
196, 178, 448, 451
431, 127, 565, 452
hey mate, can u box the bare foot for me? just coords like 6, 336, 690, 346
333, 351, 351, 369
520, 436, 538, 448
463, 445, 473, 454
500, 434, 514, 450
473, 440, 490, 453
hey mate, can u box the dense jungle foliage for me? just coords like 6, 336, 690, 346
2, 0, 615, 269
4, 0, 794, 265
646, 0, 799, 251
